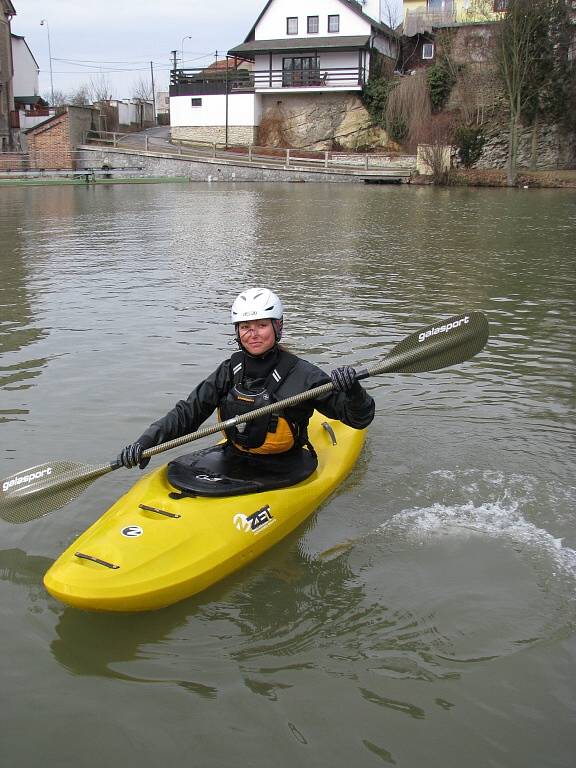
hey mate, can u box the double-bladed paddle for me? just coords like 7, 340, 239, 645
0, 311, 489, 524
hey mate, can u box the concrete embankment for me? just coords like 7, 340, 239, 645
73, 145, 413, 184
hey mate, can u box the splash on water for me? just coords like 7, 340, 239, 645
381, 498, 576, 586
367, 469, 576, 662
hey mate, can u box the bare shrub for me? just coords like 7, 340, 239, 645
257, 108, 291, 147
417, 113, 458, 184
386, 70, 431, 150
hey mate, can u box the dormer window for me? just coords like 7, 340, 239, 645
328, 15, 340, 33
287, 17, 298, 35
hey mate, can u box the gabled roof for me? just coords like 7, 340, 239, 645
2, 0, 17, 16
204, 58, 250, 70
11, 33, 40, 70
242, 0, 394, 43
229, 35, 371, 57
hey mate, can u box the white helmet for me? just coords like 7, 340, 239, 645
231, 288, 283, 323
231, 288, 284, 342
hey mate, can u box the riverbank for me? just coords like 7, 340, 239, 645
2, 167, 575, 188
0, 176, 190, 187
412, 169, 576, 188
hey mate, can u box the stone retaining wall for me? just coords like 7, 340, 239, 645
172, 125, 257, 145
76, 146, 404, 183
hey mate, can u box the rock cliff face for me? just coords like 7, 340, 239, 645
258, 93, 396, 151
475, 123, 576, 170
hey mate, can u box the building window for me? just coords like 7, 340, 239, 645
328, 15, 340, 33
287, 17, 298, 35
191, 98, 202, 107
282, 57, 321, 87
428, 0, 455, 9
307, 16, 319, 34
422, 43, 435, 60
493, 0, 509, 10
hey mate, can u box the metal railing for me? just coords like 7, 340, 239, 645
253, 66, 365, 89
0, 149, 144, 176
170, 66, 366, 95
403, 4, 500, 35
0, 137, 416, 177
78, 133, 416, 175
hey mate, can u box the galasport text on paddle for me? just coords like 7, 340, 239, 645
0, 312, 489, 524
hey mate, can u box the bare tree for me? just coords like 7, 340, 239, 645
132, 76, 153, 102
380, 0, 403, 71
42, 89, 67, 108
67, 85, 91, 107
87, 74, 114, 104
380, 0, 402, 30
493, 0, 551, 185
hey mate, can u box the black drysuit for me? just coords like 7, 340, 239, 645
135, 346, 375, 452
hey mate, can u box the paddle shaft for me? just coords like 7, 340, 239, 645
139, 312, 486, 461
0, 311, 488, 523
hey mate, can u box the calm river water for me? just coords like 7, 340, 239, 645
0, 182, 575, 767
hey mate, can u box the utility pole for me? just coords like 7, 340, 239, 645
40, 19, 54, 107
171, 50, 178, 93
150, 61, 156, 125
225, 55, 229, 148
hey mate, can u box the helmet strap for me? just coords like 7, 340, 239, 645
272, 318, 283, 341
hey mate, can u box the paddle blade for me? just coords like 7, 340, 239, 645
0, 460, 113, 524
369, 312, 489, 376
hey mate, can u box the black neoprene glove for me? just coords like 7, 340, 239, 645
117, 442, 150, 470
330, 365, 358, 393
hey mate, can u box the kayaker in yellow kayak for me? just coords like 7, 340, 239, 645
117, 288, 375, 474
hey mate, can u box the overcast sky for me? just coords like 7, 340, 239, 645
12, 1, 402, 100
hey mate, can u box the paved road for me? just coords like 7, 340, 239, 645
103, 126, 415, 177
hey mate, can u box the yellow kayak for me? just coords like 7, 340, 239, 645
43, 412, 366, 612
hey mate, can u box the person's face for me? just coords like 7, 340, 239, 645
238, 318, 276, 355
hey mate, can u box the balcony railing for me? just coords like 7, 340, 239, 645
170, 66, 366, 96
403, 4, 503, 36
255, 67, 365, 89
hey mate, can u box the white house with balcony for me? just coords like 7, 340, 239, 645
11, 33, 51, 144
170, 0, 399, 147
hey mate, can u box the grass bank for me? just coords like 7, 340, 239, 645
411, 169, 576, 188
0, 176, 190, 188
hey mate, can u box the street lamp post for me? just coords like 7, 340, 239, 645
181, 36, 192, 67
40, 19, 54, 107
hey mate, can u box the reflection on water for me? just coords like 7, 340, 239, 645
0, 199, 48, 423
0, 183, 575, 767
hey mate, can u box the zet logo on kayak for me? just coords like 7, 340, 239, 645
121, 525, 143, 538
233, 505, 273, 534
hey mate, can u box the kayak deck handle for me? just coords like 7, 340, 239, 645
322, 422, 338, 446
75, 552, 120, 569
139, 503, 181, 519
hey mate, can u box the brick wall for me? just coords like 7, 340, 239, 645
0, 151, 28, 170
26, 111, 75, 169
25, 106, 96, 169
